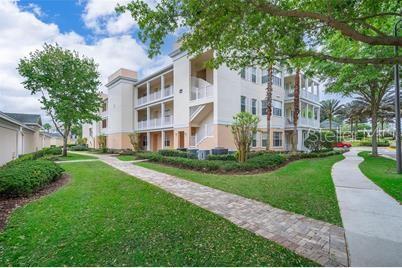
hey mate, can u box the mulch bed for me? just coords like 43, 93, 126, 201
0, 173, 70, 230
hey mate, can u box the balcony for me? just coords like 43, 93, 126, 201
190, 77, 213, 101
137, 115, 174, 131
136, 85, 174, 106
285, 89, 319, 102
286, 118, 320, 128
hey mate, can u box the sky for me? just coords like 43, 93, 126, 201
0, 0, 175, 120
0, 0, 338, 122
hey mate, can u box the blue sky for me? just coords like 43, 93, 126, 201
0, 0, 175, 118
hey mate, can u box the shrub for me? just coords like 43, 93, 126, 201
0, 160, 64, 197
359, 139, 390, 147
70, 144, 88, 151
207, 154, 237, 161
304, 130, 336, 152
158, 149, 190, 158
41, 146, 62, 156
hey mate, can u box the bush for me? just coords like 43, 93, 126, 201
0, 160, 64, 197
41, 146, 62, 155
304, 130, 336, 152
207, 154, 237, 161
70, 144, 88, 151
359, 139, 390, 147
158, 149, 190, 158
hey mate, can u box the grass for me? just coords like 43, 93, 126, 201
116, 155, 136, 161
0, 161, 315, 266
358, 151, 402, 202
55, 152, 97, 161
137, 155, 344, 226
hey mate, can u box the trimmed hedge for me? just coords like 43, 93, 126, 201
359, 139, 390, 147
158, 149, 190, 158
5, 147, 63, 167
70, 144, 89, 151
207, 154, 237, 161
0, 160, 64, 197
138, 149, 345, 173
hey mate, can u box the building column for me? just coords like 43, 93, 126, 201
147, 107, 150, 128
161, 102, 165, 127
146, 81, 150, 100
161, 130, 165, 149
146, 132, 151, 151
161, 74, 165, 95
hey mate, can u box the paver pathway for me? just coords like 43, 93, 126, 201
77, 153, 348, 266
332, 148, 402, 266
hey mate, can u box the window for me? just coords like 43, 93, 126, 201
251, 67, 257, 83
102, 101, 107, 112
241, 96, 246, 112
262, 132, 268, 147
273, 132, 282, 147
261, 100, 267, 115
252, 132, 257, 147
102, 119, 107, 128
164, 134, 171, 147
251, 99, 257, 115
240, 68, 246, 79
142, 135, 147, 147
261, 69, 268, 84
272, 100, 282, 116
89, 128, 93, 137
273, 68, 282, 86
314, 107, 319, 120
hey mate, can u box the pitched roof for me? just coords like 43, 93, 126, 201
4, 113, 42, 126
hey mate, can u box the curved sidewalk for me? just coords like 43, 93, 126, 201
332, 148, 402, 266
81, 153, 348, 266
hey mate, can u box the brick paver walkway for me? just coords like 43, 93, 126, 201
76, 153, 349, 266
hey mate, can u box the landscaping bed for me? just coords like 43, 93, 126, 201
135, 149, 345, 174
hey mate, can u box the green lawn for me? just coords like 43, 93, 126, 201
0, 161, 315, 266
116, 155, 136, 161
358, 151, 402, 202
55, 152, 98, 161
138, 155, 344, 226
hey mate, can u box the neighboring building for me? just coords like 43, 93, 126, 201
83, 49, 320, 152
320, 119, 341, 130
0, 112, 52, 165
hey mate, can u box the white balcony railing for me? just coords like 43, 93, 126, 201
137, 86, 173, 106
164, 114, 173, 126
138, 96, 148, 105
190, 77, 213, 101
286, 118, 319, 128
138, 120, 147, 130
189, 123, 214, 147
285, 89, 319, 102
137, 116, 174, 131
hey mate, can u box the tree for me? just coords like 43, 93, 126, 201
320, 99, 343, 130
128, 132, 142, 151
231, 112, 259, 163
42, 123, 51, 133
18, 43, 102, 156
314, 63, 393, 156
265, 65, 273, 151
118, 0, 401, 66
292, 69, 300, 153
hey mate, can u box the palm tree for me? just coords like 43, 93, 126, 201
320, 99, 343, 130
265, 65, 273, 151
292, 69, 300, 153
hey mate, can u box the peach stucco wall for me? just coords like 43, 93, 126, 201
107, 132, 132, 150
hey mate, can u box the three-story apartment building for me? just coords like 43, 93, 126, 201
83, 49, 320, 152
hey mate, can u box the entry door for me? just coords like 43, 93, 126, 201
179, 131, 185, 148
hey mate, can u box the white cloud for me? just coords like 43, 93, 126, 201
0, 0, 171, 119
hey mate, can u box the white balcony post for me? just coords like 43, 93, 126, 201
146, 107, 150, 128
161, 130, 165, 149
161, 102, 165, 127
146, 132, 151, 151
146, 81, 150, 103
161, 74, 165, 96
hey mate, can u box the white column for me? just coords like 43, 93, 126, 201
147, 107, 150, 128
147, 132, 151, 151
161, 75, 165, 96
161, 130, 165, 149
161, 102, 165, 127
146, 81, 150, 101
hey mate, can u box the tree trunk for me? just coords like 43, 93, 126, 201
371, 110, 378, 156
62, 126, 70, 157
266, 65, 273, 151
292, 69, 300, 153
329, 115, 332, 130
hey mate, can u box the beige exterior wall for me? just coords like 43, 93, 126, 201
0, 122, 18, 165
107, 132, 132, 150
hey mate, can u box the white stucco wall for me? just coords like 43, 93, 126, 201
0, 122, 18, 166
172, 54, 191, 128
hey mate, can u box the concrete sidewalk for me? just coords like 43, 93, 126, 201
332, 148, 402, 266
